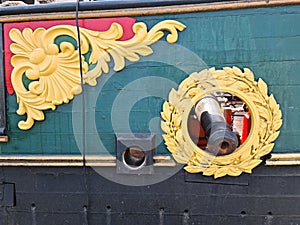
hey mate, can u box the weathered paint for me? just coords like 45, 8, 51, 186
0, 2, 298, 225
0, 5, 299, 155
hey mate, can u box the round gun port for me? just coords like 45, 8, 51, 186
123, 147, 146, 168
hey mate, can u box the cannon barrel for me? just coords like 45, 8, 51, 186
195, 95, 239, 156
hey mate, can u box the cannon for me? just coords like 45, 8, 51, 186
194, 94, 239, 156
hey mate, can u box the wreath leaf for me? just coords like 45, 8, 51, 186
244, 68, 255, 81
258, 143, 274, 157
272, 120, 283, 131
267, 131, 280, 143
258, 78, 268, 98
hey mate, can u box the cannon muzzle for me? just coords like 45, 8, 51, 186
195, 95, 239, 156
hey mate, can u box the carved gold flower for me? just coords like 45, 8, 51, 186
9, 20, 185, 130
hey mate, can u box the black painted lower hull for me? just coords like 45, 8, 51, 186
0, 165, 299, 225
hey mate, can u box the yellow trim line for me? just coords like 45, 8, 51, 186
0, 136, 8, 142
0, 155, 176, 167
0, 153, 296, 166
266, 153, 300, 166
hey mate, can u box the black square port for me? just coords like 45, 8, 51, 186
116, 133, 155, 174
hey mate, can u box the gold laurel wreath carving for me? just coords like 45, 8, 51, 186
161, 67, 282, 178
9, 20, 185, 130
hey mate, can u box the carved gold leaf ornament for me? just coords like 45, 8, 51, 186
161, 67, 283, 178
9, 20, 186, 130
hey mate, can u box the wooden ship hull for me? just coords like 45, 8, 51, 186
0, 0, 299, 224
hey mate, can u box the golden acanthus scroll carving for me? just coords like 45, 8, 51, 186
161, 67, 282, 178
9, 20, 185, 130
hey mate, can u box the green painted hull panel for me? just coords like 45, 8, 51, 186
1, 4, 300, 154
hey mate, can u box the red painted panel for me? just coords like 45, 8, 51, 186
241, 111, 251, 144
3, 17, 136, 95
